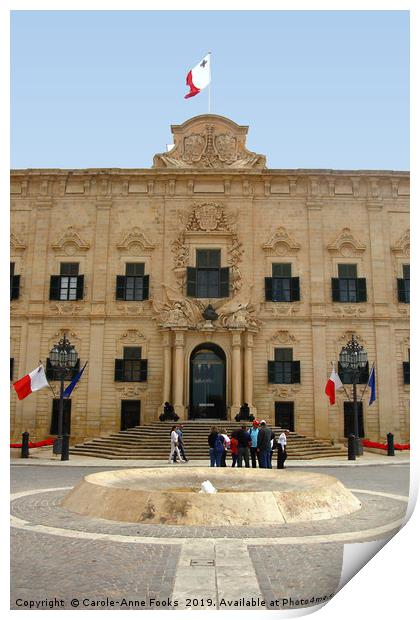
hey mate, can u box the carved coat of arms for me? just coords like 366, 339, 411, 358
215, 133, 237, 163
195, 204, 221, 231
182, 134, 206, 163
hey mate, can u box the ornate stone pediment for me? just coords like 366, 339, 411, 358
172, 202, 243, 294
153, 115, 266, 169
391, 229, 410, 257
51, 227, 90, 256
117, 227, 155, 256
118, 329, 147, 345
10, 232, 26, 254
327, 228, 366, 257
268, 330, 298, 347
262, 227, 300, 256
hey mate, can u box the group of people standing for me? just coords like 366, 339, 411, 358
208, 420, 290, 469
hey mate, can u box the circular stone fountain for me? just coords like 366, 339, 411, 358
62, 468, 361, 526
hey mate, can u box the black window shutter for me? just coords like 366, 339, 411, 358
359, 362, 369, 384
116, 275, 126, 300
219, 267, 230, 297
292, 360, 301, 383
268, 361, 276, 384
76, 275, 84, 300
331, 278, 340, 302
403, 361, 410, 384
290, 277, 300, 302
397, 278, 406, 303
11, 275, 20, 300
49, 275, 61, 301
114, 359, 124, 381
265, 277, 273, 301
140, 359, 148, 382
356, 278, 367, 302
186, 267, 197, 297
142, 275, 150, 300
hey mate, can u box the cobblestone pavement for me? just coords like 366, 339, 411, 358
10, 464, 409, 611
11, 489, 407, 540
249, 543, 343, 609
11, 529, 180, 610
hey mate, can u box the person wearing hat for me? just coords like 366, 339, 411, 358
249, 419, 260, 468
257, 419, 272, 469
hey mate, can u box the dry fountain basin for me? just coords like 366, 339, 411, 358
62, 468, 361, 526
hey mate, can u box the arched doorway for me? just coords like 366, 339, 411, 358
189, 343, 226, 419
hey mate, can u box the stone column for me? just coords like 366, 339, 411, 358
375, 322, 400, 439
19, 200, 53, 437
311, 321, 329, 438
159, 330, 172, 412
243, 332, 255, 411
85, 200, 111, 438
172, 329, 186, 417
231, 330, 243, 415
306, 200, 330, 439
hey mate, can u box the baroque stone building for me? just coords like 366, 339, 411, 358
10, 114, 410, 445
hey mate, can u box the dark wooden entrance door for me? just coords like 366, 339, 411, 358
275, 402, 295, 431
121, 400, 141, 431
189, 344, 226, 419
344, 402, 365, 437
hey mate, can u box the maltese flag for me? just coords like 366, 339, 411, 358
325, 366, 343, 405
184, 53, 211, 99
13, 364, 49, 400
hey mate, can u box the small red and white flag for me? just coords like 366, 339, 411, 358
13, 364, 49, 401
325, 366, 343, 405
184, 53, 211, 99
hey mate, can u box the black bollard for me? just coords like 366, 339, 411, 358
21, 432, 30, 459
387, 433, 395, 457
348, 434, 356, 461
61, 434, 70, 461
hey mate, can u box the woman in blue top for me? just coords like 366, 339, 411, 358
249, 420, 260, 468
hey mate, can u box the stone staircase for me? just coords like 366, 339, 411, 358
70, 421, 347, 460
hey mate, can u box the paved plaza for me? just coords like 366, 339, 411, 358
10, 459, 410, 611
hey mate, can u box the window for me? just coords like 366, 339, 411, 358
338, 361, 369, 384
50, 263, 84, 301
10, 358, 14, 381
10, 262, 20, 300
268, 348, 301, 384
50, 399, 72, 435
403, 350, 410, 384
397, 264, 410, 303
265, 263, 300, 302
114, 347, 148, 382
116, 263, 149, 301
332, 264, 366, 303
46, 358, 80, 381
186, 249, 229, 298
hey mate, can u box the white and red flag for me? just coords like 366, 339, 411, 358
325, 366, 343, 405
13, 364, 49, 400
184, 53, 211, 99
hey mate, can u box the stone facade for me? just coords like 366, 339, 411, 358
10, 114, 410, 444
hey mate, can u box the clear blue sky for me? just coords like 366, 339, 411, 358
11, 10, 409, 170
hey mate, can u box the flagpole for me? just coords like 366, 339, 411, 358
331, 361, 351, 401
360, 361, 375, 402
208, 51, 211, 113
39, 360, 57, 398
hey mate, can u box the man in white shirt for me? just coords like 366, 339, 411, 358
169, 425, 185, 464
277, 429, 289, 469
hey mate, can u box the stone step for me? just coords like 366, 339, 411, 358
70, 421, 346, 460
